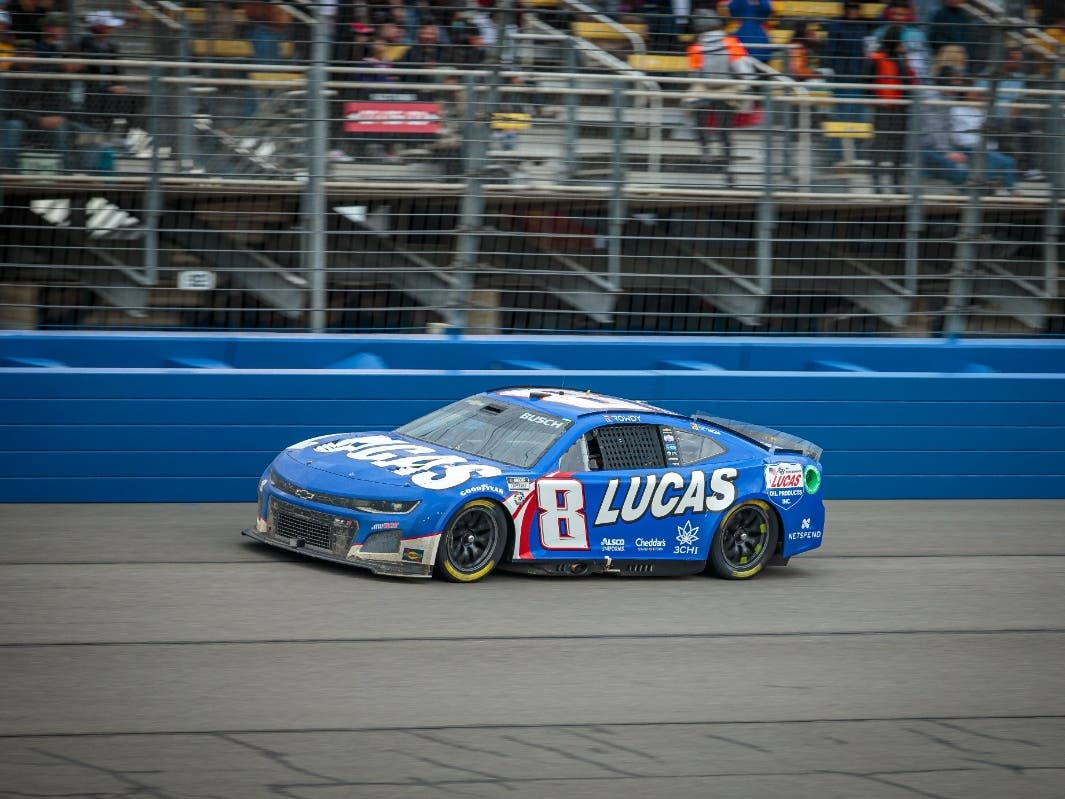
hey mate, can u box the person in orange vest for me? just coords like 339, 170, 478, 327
684, 9, 755, 174
867, 25, 915, 193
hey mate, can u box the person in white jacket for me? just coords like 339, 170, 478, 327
946, 73, 1017, 192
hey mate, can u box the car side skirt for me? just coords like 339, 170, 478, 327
499, 558, 707, 578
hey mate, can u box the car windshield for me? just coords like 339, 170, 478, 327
396, 397, 572, 468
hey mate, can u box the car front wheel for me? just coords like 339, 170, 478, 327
436, 499, 507, 583
708, 500, 778, 579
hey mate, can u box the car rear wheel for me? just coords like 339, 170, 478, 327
436, 499, 507, 583
708, 500, 778, 580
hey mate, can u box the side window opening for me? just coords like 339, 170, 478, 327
671, 428, 727, 465
592, 424, 666, 470
558, 433, 605, 472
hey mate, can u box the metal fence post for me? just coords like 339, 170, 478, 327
608, 78, 626, 293
564, 37, 578, 183
450, 71, 487, 333
904, 87, 924, 295
1044, 46, 1063, 308
303, 6, 329, 332
175, 13, 196, 169
143, 65, 162, 288
944, 38, 1004, 336
757, 87, 776, 298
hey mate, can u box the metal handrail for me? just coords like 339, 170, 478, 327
559, 0, 646, 56
962, 0, 1059, 59
525, 15, 663, 171
129, 0, 183, 31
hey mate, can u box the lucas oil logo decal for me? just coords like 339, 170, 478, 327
764, 462, 804, 508
314, 435, 502, 490
594, 468, 738, 526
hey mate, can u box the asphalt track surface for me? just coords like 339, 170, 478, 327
1, 501, 1063, 799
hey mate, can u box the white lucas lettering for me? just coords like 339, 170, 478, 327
595, 479, 620, 526
706, 468, 738, 512
595, 468, 739, 525
650, 472, 684, 517
620, 474, 657, 523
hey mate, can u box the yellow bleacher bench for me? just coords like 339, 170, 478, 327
627, 54, 690, 72
571, 21, 649, 41
247, 71, 305, 84
527, 0, 560, 6
774, 1, 884, 18
140, 6, 247, 26
821, 120, 874, 138
191, 39, 296, 59
491, 113, 533, 131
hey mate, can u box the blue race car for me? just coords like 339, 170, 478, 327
242, 387, 825, 582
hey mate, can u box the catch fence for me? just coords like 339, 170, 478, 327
1, 0, 1063, 335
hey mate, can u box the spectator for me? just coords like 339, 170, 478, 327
397, 22, 445, 74
870, 0, 930, 80
449, 11, 486, 66
784, 20, 819, 81
76, 11, 140, 140
822, 0, 870, 166
8, 0, 51, 44
1, 10, 15, 69
32, 7, 62, 57
683, 8, 755, 176
948, 74, 1017, 193
241, 0, 291, 63
928, 0, 986, 72
361, 38, 397, 80
867, 25, 915, 193
642, 0, 687, 52
328, 21, 375, 164
721, 0, 773, 63
1, 38, 95, 173
982, 44, 1044, 182
335, 9, 374, 64
917, 76, 969, 187
928, 40, 966, 79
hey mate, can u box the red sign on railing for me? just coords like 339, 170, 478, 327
343, 102, 442, 135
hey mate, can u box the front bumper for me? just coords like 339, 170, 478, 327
242, 527, 434, 578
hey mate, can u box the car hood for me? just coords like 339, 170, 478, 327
282, 431, 508, 492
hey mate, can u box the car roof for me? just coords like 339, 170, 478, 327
485, 387, 680, 419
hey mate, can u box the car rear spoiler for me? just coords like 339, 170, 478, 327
693, 414, 823, 462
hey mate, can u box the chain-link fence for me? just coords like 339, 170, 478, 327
1, 0, 1062, 334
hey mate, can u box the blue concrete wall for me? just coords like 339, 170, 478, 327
2, 332, 1063, 502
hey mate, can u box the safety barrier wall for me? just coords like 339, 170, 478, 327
2, 332, 1064, 502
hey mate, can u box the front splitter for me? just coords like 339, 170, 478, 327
241, 528, 433, 578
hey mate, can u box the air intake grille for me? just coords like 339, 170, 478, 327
270, 498, 334, 551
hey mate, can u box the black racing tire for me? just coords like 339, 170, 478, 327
435, 499, 508, 583
708, 500, 778, 580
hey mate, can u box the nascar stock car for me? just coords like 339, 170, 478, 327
243, 387, 825, 582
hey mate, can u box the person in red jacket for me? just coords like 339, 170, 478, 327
867, 25, 915, 193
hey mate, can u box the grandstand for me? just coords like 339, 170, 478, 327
1, 0, 1062, 335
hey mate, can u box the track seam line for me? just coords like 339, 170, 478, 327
2, 627, 1063, 648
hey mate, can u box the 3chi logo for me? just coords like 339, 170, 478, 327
674, 520, 700, 555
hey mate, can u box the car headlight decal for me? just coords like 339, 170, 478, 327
269, 470, 419, 514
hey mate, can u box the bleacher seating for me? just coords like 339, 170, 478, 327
191, 39, 297, 60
